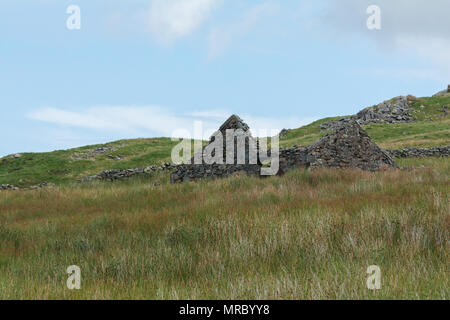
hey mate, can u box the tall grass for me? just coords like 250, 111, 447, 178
0, 162, 448, 299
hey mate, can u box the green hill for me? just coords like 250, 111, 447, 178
0, 94, 449, 300
1, 95, 449, 187
280, 95, 450, 148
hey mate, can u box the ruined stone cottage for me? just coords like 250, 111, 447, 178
170, 115, 399, 183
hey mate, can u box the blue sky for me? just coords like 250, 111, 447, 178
1, 0, 449, 156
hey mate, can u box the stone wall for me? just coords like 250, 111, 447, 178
81, 163, 176, 182
385, 146, 450, 158
1, 184, 19, 191
278, 146, 308, 174
71, 144, 450, 184
170, 164, 261, 184
0, 182, 54, 191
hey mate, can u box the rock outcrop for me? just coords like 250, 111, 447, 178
356, 96, 416, 125
319, 96, 417, 130
71, 146, 124, 161
279, 129, 290, 138
433, 85, 450, 97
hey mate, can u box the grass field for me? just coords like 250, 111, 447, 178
0, 157, 448, 299
0, 94, 449, 299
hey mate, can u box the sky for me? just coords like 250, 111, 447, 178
1, 0, 449, 156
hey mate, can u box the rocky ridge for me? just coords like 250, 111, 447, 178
320, 96, 417, 131
433, 85, 450, 97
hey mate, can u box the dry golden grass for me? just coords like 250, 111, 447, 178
0, 159, 449, 299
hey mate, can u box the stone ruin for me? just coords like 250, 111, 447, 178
76, 143, 447, 185
279, 119, 398, 173
194, 114, 259, 165
170, 115, 399, 183
305, 119, 398, 171
170, 115, 261, 183
2, 109, 447, 190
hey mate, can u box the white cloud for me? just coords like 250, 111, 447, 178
28, 106, 316, 140
320, 0, 450, 77
208, 2, 278, 58
147, 0, 220, 43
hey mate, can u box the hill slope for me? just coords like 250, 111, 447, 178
280, 95, 450, 148
1, 94, 449, 187
0, 94, 449, 300
0, 159, 448, 299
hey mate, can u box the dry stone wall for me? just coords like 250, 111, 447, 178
385, 146, 450, 158
170, 164, 261, 183
0, 182, 54, 191
1, 184, 19, 191
81, 163, 176, 182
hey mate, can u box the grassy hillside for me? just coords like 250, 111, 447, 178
1, 95, 449, 187
280, 95, 450, 149
0, 94, 449, 300
0, 138, 178, 187
0, 158, 448, 299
